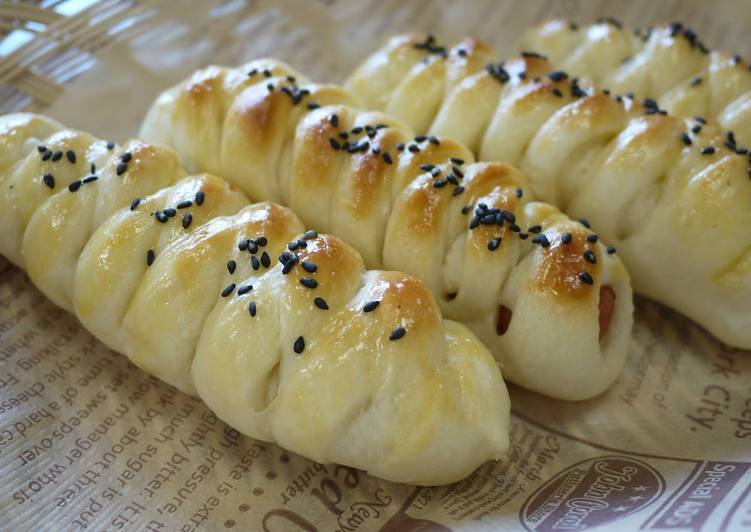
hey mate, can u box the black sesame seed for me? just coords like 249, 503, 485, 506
552, 88, 563, 97
120, 152, 132, 163
389, 327, 406, 341
261, 251, 271, 268
83, 176, 98, 184
155, 211, 168, 223
694, 116, 706, 124
529, 225, 542, 233
227, 260, 237, 274
248, 241, 259, 254
583, 250, 597, 264
130, 197, 140, 210
433, 179, 447, 188
300, 277, 318, 289
579, 272, 594, 285
515, 188, 523, 198
282, 261, 296, 274
248, 301, 257, 317
307, 102, 320, 110
51, 150, 63, 161
90, 163, 96, 174
396, 143, 405, 151
147, 249, 155, 266
692, 125, 702, 134
221, 284, 236, 297
37, 145, 46, 153
461, 204, 473, 215
42, 150, 52, 161
163, 208, 176, 217
251, 256, 260, 270
414, 135, 427, 143
68, 180, 82, 192
177, 200, 192, 209
428, 136, 440, 145
314, 297, 329, 310
450, 158, 464, 165
680, 132, 692, 146
519, 233, 529, 240
239, 240, 249, 251
701, 146, 716, 155
382, 152, 393, 164
452, 185, 465, 196
106, 141, 115, 150
42, 173, 55, 189
548, 70, 568, 82
66, 150, 76, 163
195, 191, 205, 205
330, 114, 339, 127
288, 240, 300, 251
607, 246, 616, 254
533, 234, 551, 248
488, 237, 502, 251
293, 336, 305, 354
302, 261, 317, 273
256, 236, 268, 246
561, 232, 572, 244
237, 284, 253, 296
116, 162, 128, 175
420, 164, 434, 172
303, 229, 317, 240
578, 217, 590, 228
408, 144, 420, 153
587, 234, 598, 243
329, 138, 341, 150
182, 213, 192, 229
690, 76, 702, 86
363, 300, 380, 313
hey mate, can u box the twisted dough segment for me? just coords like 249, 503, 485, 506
141, 61, 634, 400
0, 113, 510, 485
346, 34, 751, 349
521, 19, 751, 144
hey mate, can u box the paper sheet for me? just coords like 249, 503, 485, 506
2, 1, 751, 530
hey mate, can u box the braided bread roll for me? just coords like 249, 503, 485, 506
346, 34, 751, 349
520, 19, 751, 145
141, 61, 633, 400
0, 113, 510, 485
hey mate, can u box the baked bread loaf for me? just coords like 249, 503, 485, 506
346, 35, 751, 350
141, 61, 634, 400
520, 19, 751, 145
0, 113, 511, 486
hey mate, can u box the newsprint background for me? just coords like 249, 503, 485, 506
1, 1, 750, 530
